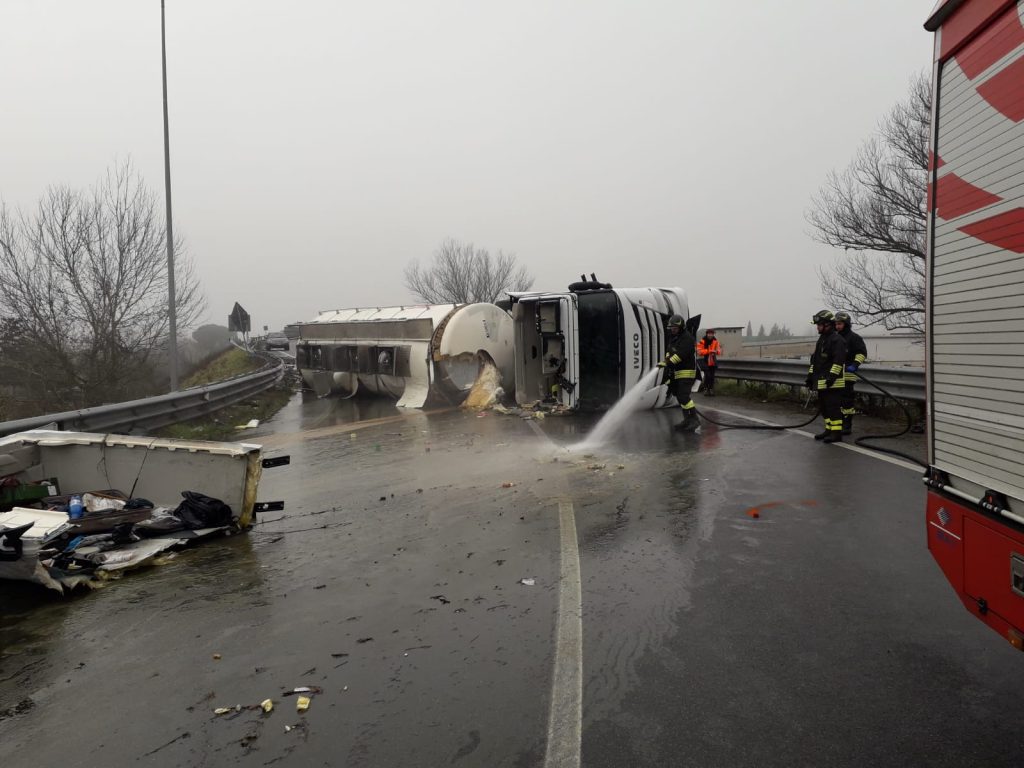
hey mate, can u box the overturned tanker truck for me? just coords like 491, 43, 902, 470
508, 276, 696, 410
295, 303, 514, 408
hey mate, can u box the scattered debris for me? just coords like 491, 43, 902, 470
430, 594, 451, 604
141, 731, 191, 757
283, 686, 322, 696
261, 699, 274, 713
236, 419, 260, 429
0, 431, 273, 593
0, 698, 35, 721
330, 652, 349, 658
296, 696, 311, 713
501, 482, 515, 488
357, 637, 374, 644
212, 654, 222, 661
314, 584, 326, 590
518, 578, 536, 586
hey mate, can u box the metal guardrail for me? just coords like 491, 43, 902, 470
0, 355, 917, 438
0, 356, 285, 437
715, 358, 926, 402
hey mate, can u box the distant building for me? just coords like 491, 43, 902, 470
739, 333, 924, 367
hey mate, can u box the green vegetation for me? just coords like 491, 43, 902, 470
711, 378, 798, 403
158, 385, 294, 442
182, 348, 262, 387
158, 348, 295, 441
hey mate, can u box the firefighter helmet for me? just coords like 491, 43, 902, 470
667, 314, 684, 329
811, 309, 834, 325
834, 311, 852, 326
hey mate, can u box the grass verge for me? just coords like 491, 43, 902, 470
183, 348, 263, 387
158, 348, 297, 441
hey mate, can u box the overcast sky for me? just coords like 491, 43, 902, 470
2, 1, 933, 336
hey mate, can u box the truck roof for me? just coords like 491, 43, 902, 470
925, 0, 966, 30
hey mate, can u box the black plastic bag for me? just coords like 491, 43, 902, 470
173, 491, 233, 529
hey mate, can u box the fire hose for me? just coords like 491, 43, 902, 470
691, 371, 928, 468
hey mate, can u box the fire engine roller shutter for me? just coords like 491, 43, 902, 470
930, 1, 1024, 499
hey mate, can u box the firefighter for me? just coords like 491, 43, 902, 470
834, 311, 867, 435
805, 309, 847, 443
696, 328, 722, 396
658, 314, 699, 432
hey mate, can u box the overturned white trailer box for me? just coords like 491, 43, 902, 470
295, 303, 514, 408
0, 430, 276, 592
508, 280, 692, 410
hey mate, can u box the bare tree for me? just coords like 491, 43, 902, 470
807, 72, 930, 333
405, 237, 534, 304
0, 160, 205, 409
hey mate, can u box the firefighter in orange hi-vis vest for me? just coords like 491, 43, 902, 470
696, 329, 723, 396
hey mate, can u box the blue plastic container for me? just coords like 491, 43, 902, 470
68, 494, 84, 520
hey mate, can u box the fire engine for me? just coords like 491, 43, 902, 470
923, 0, 1024, 649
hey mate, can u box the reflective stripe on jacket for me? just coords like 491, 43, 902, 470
661, 330, 696, 379
808, 330, 847, 390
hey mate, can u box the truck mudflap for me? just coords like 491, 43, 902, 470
927, 489, 1024, 651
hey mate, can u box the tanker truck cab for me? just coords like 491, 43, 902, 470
510, 294, 579, 408
509, 280, 690, 411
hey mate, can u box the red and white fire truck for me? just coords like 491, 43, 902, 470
923, 0, 1024, 650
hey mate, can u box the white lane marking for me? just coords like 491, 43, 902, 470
699, 406, 924, 473
544, 500, 583, 768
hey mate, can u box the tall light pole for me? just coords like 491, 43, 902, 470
161, 0, 179, 391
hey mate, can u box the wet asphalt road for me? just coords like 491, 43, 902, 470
2, 391, 1024, 767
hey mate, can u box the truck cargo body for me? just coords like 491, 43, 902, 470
924, 0, 1024, 648
508, 286, 690, 410
295, 303, 514, 408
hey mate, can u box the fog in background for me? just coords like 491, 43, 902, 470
2, 1, 932, 334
